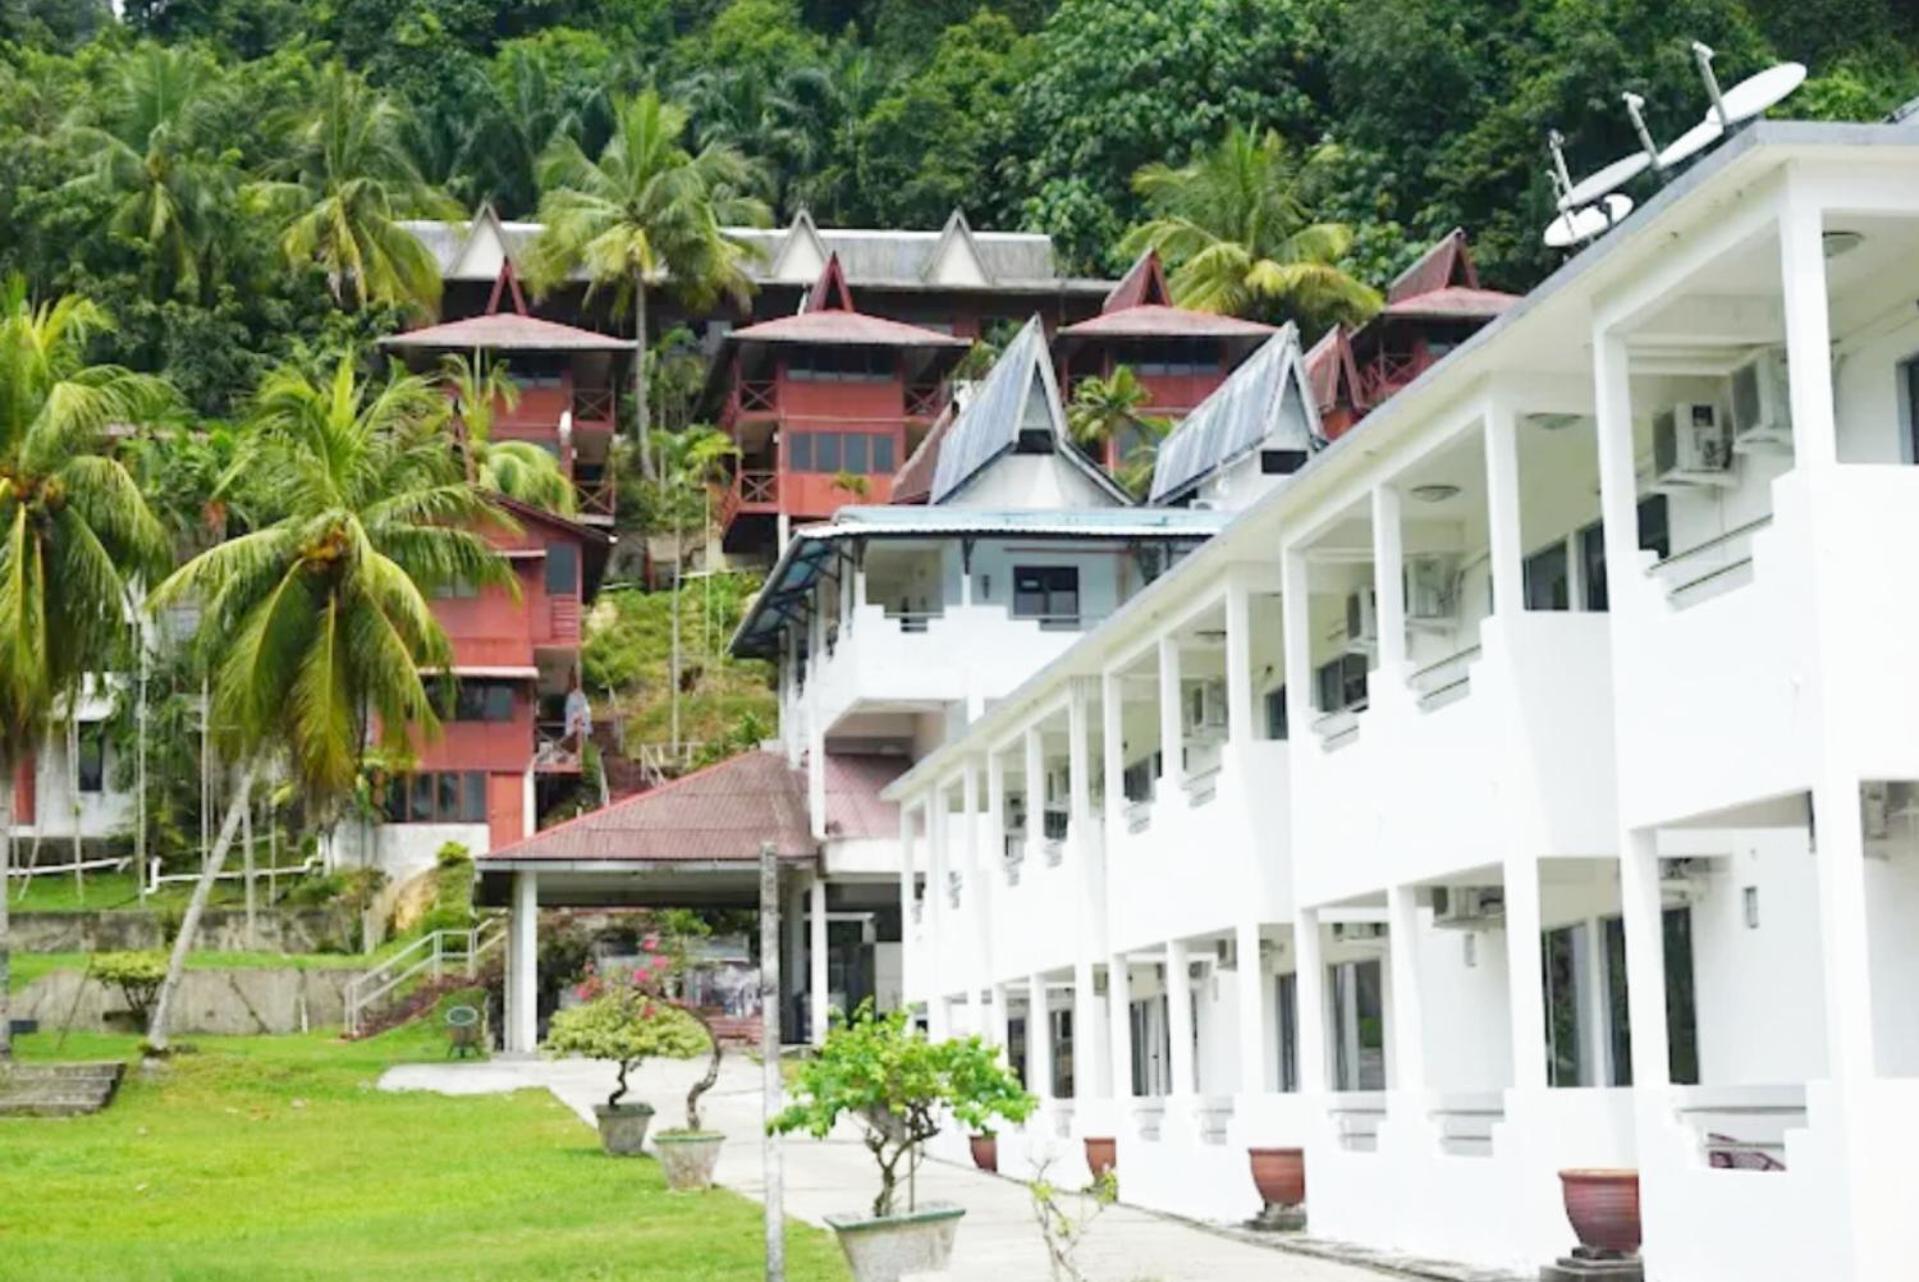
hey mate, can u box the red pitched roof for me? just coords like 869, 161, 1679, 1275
1380, 286, 1517, 321
379, 311, 635, 352
889, 402, 957, 505
1058, 305, 1275, 340
1103, 250, 1172, 311
805, 252, 857, 313
479, 750, 903, 863
1305, 328, 1360, 411
1387, 228, 1479, 302
726, 309, 970, 348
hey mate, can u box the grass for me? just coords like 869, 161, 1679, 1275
5, 871, 305, 914
8, 950, 380, 992
0, 1028, 851, 1281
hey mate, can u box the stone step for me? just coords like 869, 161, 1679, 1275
0, 1096, 112, 1117
0, 1060, 124, 1117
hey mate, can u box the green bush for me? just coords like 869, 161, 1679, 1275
94, 951, 168, 1023
545, 990, 708, 1110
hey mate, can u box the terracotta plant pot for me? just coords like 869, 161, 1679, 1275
1559, 1168, 1641, 1255
1083, 1136, 1117, 1178
969, 1134, 999, 1173
1248, 1147, 1306, 1208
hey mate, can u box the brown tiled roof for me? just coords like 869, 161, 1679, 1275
379, 311, 635, 351
726, 310, 970, 348
1305, 328, 1359, 410
1379, 285, 1518, 321
479, 749, 902, 863
1058, 305, 1274, 340
1387, 228, 1478, 302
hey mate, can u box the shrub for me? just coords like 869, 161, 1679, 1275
545, 982, 708, 1111
770, 1002, 1035, 1219
94, 951, 168, 1023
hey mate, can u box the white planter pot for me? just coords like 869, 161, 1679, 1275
823, 1203, 966, 1282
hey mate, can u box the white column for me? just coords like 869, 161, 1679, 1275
807, 605, 827, 839
928, 785, 951, 1039
784, 872, 805, 1042
1165, 939, 1197, 1099
986, 747, 1008, 876
1101, 667, 1126, 833
1592, 330, 1643, 612
1371, 484, 1407, 675
990, 981, 1012, 1051
1281, 547, 1313, 735
1294, 910, 1328, 1094
958, 542, 974, 607
509, 871, 538, 1054
898, 802, 918, 1006
1778, 185, 1838, 468
1224, 577, 1255, 755
809, 872, 830, 1046
1483, 399, 1524, 614
1504, 857, 1549, 1091
1386, 884, 1427, 1093
1157, 636, 1183, 794
1109, 956, 1135, 1103
962, 758, 988, 1005
1235, 921, 1268, 1095
1813, 774, 1877, 1082
1070, 678, 1108, 1097
1023, 726, 1045, 856
1028, 973, 1053, 1097
1618, 829, 1671, 1092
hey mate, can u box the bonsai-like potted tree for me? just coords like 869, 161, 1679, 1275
544, 964, 706, 1156
647, 911, 730, 1191
771, 1002, 1035, 1282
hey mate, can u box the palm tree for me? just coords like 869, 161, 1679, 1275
453, 45, 611, 218
654, 426, 737, 751
525, 90, 770, 475
0, 281, 173, 1059
1066, 365, 1170, 498
253, 64, 457, 315
62, 45, 236, 302
1122, 125, 1381, 334
142, 354, 512, 1052
437, 354, 577, 514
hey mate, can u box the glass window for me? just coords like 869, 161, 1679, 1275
1316, 653, 1368, 714
76, 726, 105, 793
436, 773, 460, 818
462, 772, 488, 823
1012, 566, 1080, 626
1264, 686, 1289, 740
1330, 959, 1385, 1090
1544, 924, 1588, 1086
842, 434, 868, 475
815, 433, 841, 473
873, 436, 895, 475
545, 542, 578, 595
1277, 972, 1299, 1092
1637, 494, 1670, 560
410, 774, 434, 822
1523, 541, 1570, 611
1579, 522, 1608, 612
788, 433, 812, 471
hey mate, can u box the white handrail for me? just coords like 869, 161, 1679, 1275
344, 917, 507, 1037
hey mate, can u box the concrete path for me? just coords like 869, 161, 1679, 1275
380, 1055, 1384, 1282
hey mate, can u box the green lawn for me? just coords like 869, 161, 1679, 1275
5, 871, 274, 914
0, 1029, 850, 1281
8, 949, 381, 992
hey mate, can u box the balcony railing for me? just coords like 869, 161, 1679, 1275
905, 382, 947, 419
577, 476, 616, 520
535, 730, 583, 772
736, 470, 778, 505
1359, 351, 1431, 406
572, 387, 616, 424
1410, 644, 1482, 710
737, 381, 777, 415
1650, 514, 1774, 605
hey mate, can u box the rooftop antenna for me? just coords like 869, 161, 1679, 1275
1693, 42, 1731, 129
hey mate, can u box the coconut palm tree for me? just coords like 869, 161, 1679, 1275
525, 90, 770, 475
253, 63, 457, 315
1123, 125, 1381, 334
142, 354, 512, 1052
437, 354, 578, 514
0, 282, 174, 1059
1066, 365, 1169, 498
654, 425, 737, 751
61, 45, 236, 302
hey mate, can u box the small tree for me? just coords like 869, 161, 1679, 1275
649, 909, 726, 1134
1028, 1157, 1120, 1282
94, 951, 168, 1026
770, 1003, 1035, 1219
545, 965, 708, 1110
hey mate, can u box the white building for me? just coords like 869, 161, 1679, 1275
881, 120, 1919, 1279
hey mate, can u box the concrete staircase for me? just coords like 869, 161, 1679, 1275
0, 1060, 126, 1117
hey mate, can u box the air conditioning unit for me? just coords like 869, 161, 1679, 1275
1431, 886, 1505, 929
1331, 921, 1388, 949
1651, 402, 1735, 493
1659, 857, 1713, 906
1187, 679, 1227, 732
1729, 349, 1793, 453
1406, 554, 1460, 630
1344, 589, 1378, 654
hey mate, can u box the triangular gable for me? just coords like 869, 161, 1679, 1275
1305, 327, 1362, 414
451, 203, 516, 282
484, 259, 530, 317
1103, 249, 1172, 312
1386, 228, 1478, 303
769, 209, 829, 284
1147, 325, 1322, 504
802, 252, 856, 314
922, 209, 993, 288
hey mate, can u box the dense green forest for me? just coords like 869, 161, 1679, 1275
0, 0, 1915, 420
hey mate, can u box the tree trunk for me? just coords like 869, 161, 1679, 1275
759, 840, 785, 1280
670, 503, 682, 756
0, 779, 13, 1061
675, 1000, 722, 1132
633, 277, 652, 476
146, 762, 257, 1054
67, 715, 83, 898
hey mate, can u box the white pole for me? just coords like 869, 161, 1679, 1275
241, 787, 256, 950
67, 715, 82, 898
760, 840, 786, 1282
136, 622, 148, 906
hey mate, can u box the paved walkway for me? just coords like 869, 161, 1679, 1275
379, 1055, 1385, 1282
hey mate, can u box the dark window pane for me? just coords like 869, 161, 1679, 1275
76, 726, 105, 793
1277, 972, 1299, 1092
383, 777, 405, 822
1580, 522, 1609, 611
410, 774, 434, 823
873, 436, 895, 474
1265, 687, 1289, 740
843, 434, 868, 474
788, 433, 812, 472
1663, 906, 1700, 1086
815, 433, 841, 473
546, 543, 578, 595
1637, 494, 1670, 559
485, 683, 515, 722
437, 773, 459, 820
1523, 542, 1570, 611
463, 772, 487, 822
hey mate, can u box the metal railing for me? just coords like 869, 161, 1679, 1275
1650, 514, 1774, 602
905, 382, 947, 418
344, 916, 507, 1037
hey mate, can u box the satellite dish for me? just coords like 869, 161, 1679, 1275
1544, 194, 1634, 249
1560, 152, 1651, 212
1659, 116, 1725, 169
1691, 41, 1805, 129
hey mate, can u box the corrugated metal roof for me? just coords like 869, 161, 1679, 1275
890, 402, 957, 505
929, 317, 1048, 502
378, 311, 634, 351
1058, 304, 1274, 340
1148, 326, 1321, 504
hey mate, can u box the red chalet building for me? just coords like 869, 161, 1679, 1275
1054, 250, 1275, 467
703, 254, 970, 556
1306, 230, 1518, 440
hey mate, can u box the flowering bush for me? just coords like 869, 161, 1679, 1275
544, 964, 707, 1110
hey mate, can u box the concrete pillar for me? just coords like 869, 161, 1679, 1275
809, 872, 830, 1046
1224, 577, 1255, 756
1294, 910, 1328, 1094
807, 606, 827, 839
1386, 885, 1427, 1093
509, 871, 538, 1054
1028, 973, 1053, 1097
1591, 330, 1642, 612
1778, 186, 1838, 468
1281, 547, 1313, 733
1813, 774, 1877, 1083
986, 746, 1008, 875
990, 982, 1012, 1051
1235, 920, 1268, 1095
1371, 484, 1407, 676
1483, 399, 1525, 615
1024, 726, 1046, 855
1618, 829, 1671, 1092
1101, 667, 1125, 832
1157, 635, 1183, 794
784, 872, 805, 1041
1504, 857, 1549, 1091
962, 758, 990, 1004
1165, 939, 1197, 1099
1069, 678, 1108, 1097
1109, 956, 1135, 1102
927, 784, 950, 1040
898, 802, 918, 1002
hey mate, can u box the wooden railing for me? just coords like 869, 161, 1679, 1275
1359, 351, 1430, 406
736, 381, 777, 414
905, 382, 947, 419
736, 470, 778, 505
576, 476, 616, 519
572, 387, 616, 424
